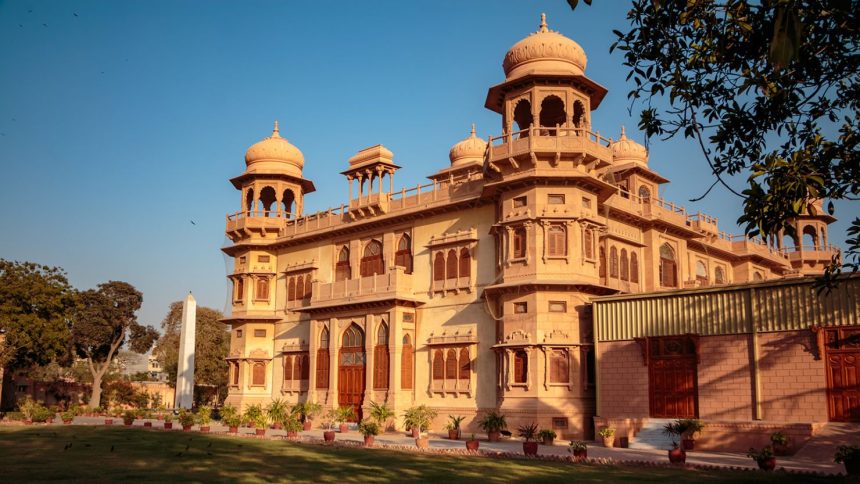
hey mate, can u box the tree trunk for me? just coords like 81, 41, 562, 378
1, 369, 16, 412
88, 371, 103, 408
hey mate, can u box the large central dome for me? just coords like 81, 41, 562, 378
502, 13, 588, 80
244, 121, 304, 178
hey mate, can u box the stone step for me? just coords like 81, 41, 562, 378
629, 418, 676, 450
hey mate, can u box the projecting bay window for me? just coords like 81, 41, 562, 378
429, 345, 473, 396
282, 352, 309, 393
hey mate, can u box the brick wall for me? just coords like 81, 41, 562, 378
697, 334, 754, 421
597, 340, 649, 417
758, 330, 828, 422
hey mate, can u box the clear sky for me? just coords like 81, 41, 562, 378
0, 0, 853, 330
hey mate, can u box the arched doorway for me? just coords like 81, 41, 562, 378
338, 323, 366, 421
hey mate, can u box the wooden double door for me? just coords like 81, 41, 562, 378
825, 327, 860, 422
338, 324, 366, 422
648, 336, 699, 418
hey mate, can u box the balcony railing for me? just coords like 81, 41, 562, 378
488, 127, 613, 162
309, 267, 415, 306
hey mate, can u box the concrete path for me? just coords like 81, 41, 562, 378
61, 416, 845, 475
793, 422, 860, 463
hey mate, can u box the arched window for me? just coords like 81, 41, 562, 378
360, 240, 384, 277
394, 234, 413, 274
433, 252, 445, 281
232, 362, 239, 385
245, 188, 255, 214
620, 248, 629, 281
572, 100, 585, 131
304, 274, 312, 299
255, 277, 270, 300
282, 189, 296, 218
252, 362, 266, 386
432, 350, 444, 381
753, 271, 764, 281
583, 229, 594, 259
301, 354, 310, 380
235, 277, 244, 302
513, 350, 528, 384
599, 247, 606, 279
335, 246, 351, 282
446, 349, 458, 381
513, 227, 527, 259
539, 95, 566, 133
342, 324, 364, 348
547, 224, 566, 257
459, 347, 470, 381
696, 261, 709, 285
609, 247, 619, 278
638, 185, 651, 202
259, 186, 277, 217
659, 243, 678, 287
549, 350, 569, 383
715, 266, 726, 284
458, 248, 471, 279
401, 334, 413, 389
287, 277, 296, 301
446, 249, 458, 280
630, 252, 639, 283
802, 225, 818, 249
316, 327, 330, 389
295, 276, 304, 301
374, 323, 389, 389
513, 99, 533, 138
284, 355, 293, 381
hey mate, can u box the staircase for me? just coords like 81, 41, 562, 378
629, 418, 676, 450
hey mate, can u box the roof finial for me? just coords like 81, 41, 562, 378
620, 125, 627, 139
539, 12, 548, 33
272, 120, 280, 137
470, 123, 476, 137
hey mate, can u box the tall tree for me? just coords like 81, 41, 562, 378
154, 301, 229, 404
571, 0, 859, 279
0, 260, 75, 410
71, 281, 158, 408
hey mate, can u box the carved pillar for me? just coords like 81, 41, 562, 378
329, 318, 340, 408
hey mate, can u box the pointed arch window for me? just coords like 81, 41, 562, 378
445, 349, 458, 381
288, 277, 296, 301
255, 277, 270, 301
316, 327, 330, 389
284, 355, 293, 381
609, 247, 619, 278
335, 246, 351, 282
638, 185, 651, 202
446, 249, 458, 280
549, 350, 569, 383
394, 234, 413, 274
513, 227, 527, 259
599, 247, 606, 279
753, 271, 764, 281
432, 350, 444, 381
433, 252, 445, 281
252, 362, 266, 386
547, 224, 567, 257
715, 266, 726, 284
458, 348, 470, 381
458, 248, 471, 279
401, 334, 413, 389
360, 240, 384, 277
659, 243, 678, 287
583, 229, 594, 260
620, 249, 629, 281
630, 252, 639, 283
295, 276, 304, 301
696, 261, 709, 285
304, 274, 312, 299
513, 350, 528, 384
374, 322, 389, 389
234, 277, 245, 302
232, 362, 240, 385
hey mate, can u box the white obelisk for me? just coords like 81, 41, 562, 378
174, 293, 196, 409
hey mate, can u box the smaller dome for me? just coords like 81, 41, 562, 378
503, 13, 588, 80
244, 121, 304, 177
449, 124, 487, 167
611, 127, 648, 165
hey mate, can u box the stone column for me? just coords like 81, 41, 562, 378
174, 293, 196, 409
328, 319, 340, 408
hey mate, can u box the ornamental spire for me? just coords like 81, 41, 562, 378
470, 123, 476, 138
272, 120, 280, 138
539, 13, 548, 33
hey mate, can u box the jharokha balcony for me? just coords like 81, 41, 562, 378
487, 127, 614, 166
302, 266, 420, 311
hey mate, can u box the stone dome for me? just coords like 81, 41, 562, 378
502, 13, 588, 80
449, 124, 487, 167
244, 121, 304, 177
611, 127, 648, 165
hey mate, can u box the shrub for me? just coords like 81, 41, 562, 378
747, 446, 775, 463
598, 427, 616, 438
265, 399, 290, 426
196, 406, 212, 426
282, 415, 303, 433
242, 404, 263, 426
358, 419, 380, 437
178, 409, 195, 427
334, 405, 355, 424
770, 431, 789, 446
537, 429, 557, 441
369, 401, 394, 428
220, 405, 241, 428
123, 410, 136, 425
569, 440, 588, 452
477, 411, 507, 433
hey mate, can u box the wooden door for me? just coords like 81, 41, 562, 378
649, 336, 698, 418
825, 327, 860, 422
338, 324, 366, 422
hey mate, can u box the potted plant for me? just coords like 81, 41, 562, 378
518, 422, 539, 456
770, 431, 790, 456
747, 446, 776, 471
446, 415, 465, 440
569, 441, 588, 462
678, 418, 705, 450
297, 402, 322, 431
253, 413, 268, 436
163, 412, 174, 430
835, 445, 860, 476
282, 415, 303, 439
220, 405, 241, 434
335, 405, 354, 433
478, 411, 507, 442
358, 419, 380, 447
178, 409, 195, 431
465, 433, 480, 451
598, 427, 616, 448
61, 409, 75, 425
265, 398, 289, 430
196, 406, 212, 432
402, 405, 436, 448
662, 421, 686, 463
538, 429, 557, 446
402, 406, 422, 438
123, 410, 136, 426
322, 409, 337, 442
243, 404, 263, 429
368, 401, 395, 431
18, 396, 37, 425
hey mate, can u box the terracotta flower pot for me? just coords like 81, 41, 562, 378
542, 437, 554, 446
602, 436, 615, 448
773, 442, 791, 456
757, 457, 776, 471
272, 423, 283, 430
124, 421, 134, 427
415, 437, 429, 449
104, 419, 113, 426
255, 428, 266, 436
323, 431, 336, 442
411, 427, 420, 438
465, 439, 479, 451
182, 425, 192, 432
682, 438, 695, 451
164, 422, 173, 429
668, 447, 686, 464
339, 423, 348, 433
229, 426, 238, 434
487, 431, 501, 442
572, 449, 587, 462
448, 429, 460, 440
303, 421, 312, 431
200, 426, 210, 433
523, 442, 539, 456
144, 422, 152, 428
364, 435, 374, 447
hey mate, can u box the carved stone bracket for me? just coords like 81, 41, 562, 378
810, 325, 825, 360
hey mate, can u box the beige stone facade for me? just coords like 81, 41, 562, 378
222, 14, 838, 439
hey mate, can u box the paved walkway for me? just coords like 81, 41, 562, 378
63, 416, 844, 475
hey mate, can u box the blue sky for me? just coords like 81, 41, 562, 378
0, 0, 852, 329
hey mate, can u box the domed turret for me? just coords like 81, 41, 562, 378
611, 127, 648, 165
449, 124, 487, 167
502, 13, 588, 81
244, 121, 304, 177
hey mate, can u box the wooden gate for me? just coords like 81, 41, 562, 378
648, 336, 698, 418
825, 327, 860, 422
338, 324, 366, 422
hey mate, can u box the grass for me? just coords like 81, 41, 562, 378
0, 426, 846, 483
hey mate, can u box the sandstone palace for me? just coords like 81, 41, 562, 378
222, 15, 856, 447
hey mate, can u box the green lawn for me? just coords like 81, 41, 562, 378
0, 426, 845, 483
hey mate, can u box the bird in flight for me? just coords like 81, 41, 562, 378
190, 220, 196, 225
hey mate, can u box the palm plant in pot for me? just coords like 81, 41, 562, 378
569, 441, 588, 462
835, 445, 860, 476
402, 406, 422, 438
446, 415, 465, 440
369, 401, 395, 432
196, 406, 212, 432
465, 433, 480, 451
662, 421, 686, 464
358, 419, 380, 447
178, 409, 195, 431
252, 413, 268, 436
478, 411, 507, 442
598, 427, 616, 448
265, 398, 289, 430
518, 422, 540, 456
299, 402, 322, 431
678, 418, 705, 450
335, 405, 354, 433
747, 446, 776, 471
538, 429, 557, 446
282, 415, 303, 439
220, 404, 240, 433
